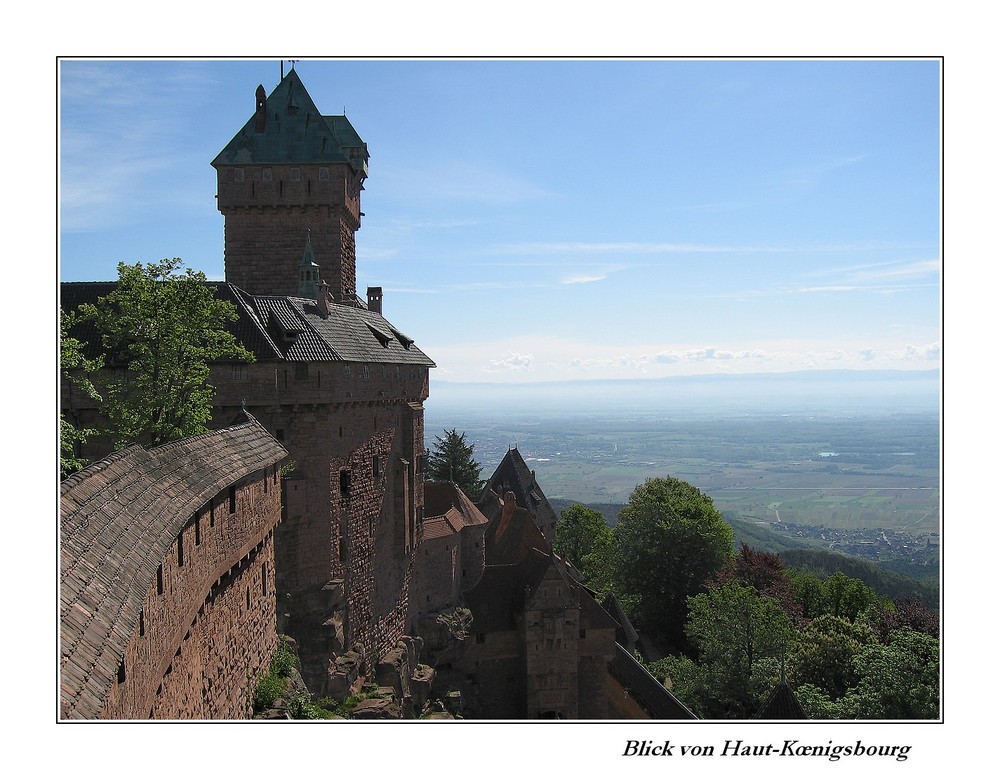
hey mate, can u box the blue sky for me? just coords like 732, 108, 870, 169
59, 58, 940, 383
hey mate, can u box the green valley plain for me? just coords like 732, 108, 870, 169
425, 370, 940, 584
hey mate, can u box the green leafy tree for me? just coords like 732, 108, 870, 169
686, 582, 796, 717
795, 628, 939, 720
427, 428, 483, 499
611, 476, 734, 651
60, 308, 104, 477
787, 569, 828, 619
79, 258, 253, 448
837, 628, 939, 719
824, 571, 878, 622
554, 504, 613, 591
788, 614, 876, 699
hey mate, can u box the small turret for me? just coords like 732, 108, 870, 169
298, 231, 320, 299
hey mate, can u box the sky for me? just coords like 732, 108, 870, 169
59, 58, 941, 384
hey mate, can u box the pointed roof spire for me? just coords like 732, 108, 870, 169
298, 230, 321, 299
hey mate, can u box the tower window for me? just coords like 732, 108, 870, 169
319, 167, 329, 180
234, 168, 244, 182
262, 167, 272, 182
290, 167, 300, 181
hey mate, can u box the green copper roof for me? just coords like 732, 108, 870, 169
212, 68, 368, 173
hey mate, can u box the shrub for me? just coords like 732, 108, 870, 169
253, 673, 286, 712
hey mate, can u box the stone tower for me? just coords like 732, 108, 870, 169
212, 68, 369, 300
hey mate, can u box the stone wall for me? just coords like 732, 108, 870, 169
216, 163, 363, 299
99, 467, 281, 719
210, 360, 428, 691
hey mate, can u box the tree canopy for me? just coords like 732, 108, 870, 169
611, 476, 734, 651
554, 504, 613, 592
427, 428, 483, 499
79, 258, 253, 448
60, 308, 103, 478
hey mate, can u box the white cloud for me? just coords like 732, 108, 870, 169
482, 352, 534, 372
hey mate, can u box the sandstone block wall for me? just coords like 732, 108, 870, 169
99, 467, 281, 719
216, 163, 363, 299
211, 360, 427, 688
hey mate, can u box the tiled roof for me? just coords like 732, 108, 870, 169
211, 69, 368, 173
59, 415, 287, 719
60, 282, 435, 368
464, 552, 553, 633
242, 294, 435, 366
477, 489, 551, 566
422, 482, 489, 541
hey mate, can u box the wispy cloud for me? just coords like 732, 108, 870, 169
561, 273, 608, 285
494, 240, 935, 257
60, 62, 216, 231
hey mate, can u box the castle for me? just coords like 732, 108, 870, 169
60, 67, 694, 719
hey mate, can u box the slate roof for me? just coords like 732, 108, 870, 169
60, 282, 435, 368
481, 448, 559, 534
609, 644, 699, 720
753, 679, 809, 720
602, 593, 640, 652
59, 414, 288, 719
211, 68, 368, 174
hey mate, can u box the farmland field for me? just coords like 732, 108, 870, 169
424, 372, 940, 540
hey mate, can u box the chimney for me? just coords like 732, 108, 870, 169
317, 279, 331, 317
499, 490, 518, 531
254, 85, 267, 133
367, 286, 383, 315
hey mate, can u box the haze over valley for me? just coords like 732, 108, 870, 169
426, 369, 940, 580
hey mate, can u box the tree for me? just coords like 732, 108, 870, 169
611, 476, 734, 651
686, 582, 796, 715
824, 571, 878, 622
79, 258, 253, 448
60, 308, 103, 478
838, 628, 939, 719
715, 543, 805, 627
788, 614, 876, 699
427, 428, 483, 499
864, 597, 939, 643
554, 504, 613, 592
